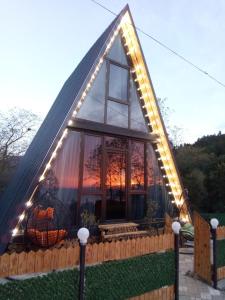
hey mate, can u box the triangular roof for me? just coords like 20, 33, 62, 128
0, 5, 190, 254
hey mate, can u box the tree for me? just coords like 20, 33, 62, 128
175, 134, 225, 213
0, 108, 40, 195
157, 98, 184, 147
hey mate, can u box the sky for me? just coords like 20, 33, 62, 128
0, 0, 225, 143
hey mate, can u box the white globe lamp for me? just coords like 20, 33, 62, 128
172, 221, 181, 235
77, 227, 90, 245
210, 218, 219, 229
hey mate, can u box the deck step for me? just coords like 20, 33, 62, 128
104, 230, 148, 240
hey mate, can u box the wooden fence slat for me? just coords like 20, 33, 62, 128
0, 232, 174, 278
159, 234, 163, 251
97, 242, 104, 263
217, 226, 225, 240
115, 240, 121, 260
51, 248, 59, 270
131, 238, 136, 257
125, 239, 131, 259
66, 247, 76, 268
153, 236, 157, 253
42, 249, 52, 272
0, 253, 10, 277
194, 211, 211, 283
91, 243, 98, 264
35, 250, 44, 273
148, 236, 153, 253
141, 237, 146, 255
58, 247, 67, 270
135, 238, 141, 256
9, 252, 18, 276
103, 242, 109, 262
85, 244, 93, 264
26, 251, 35, 274
17, 251, 27, 275
120, 240, 126, 260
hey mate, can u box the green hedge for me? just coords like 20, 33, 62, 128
0, 269, 79, 300
202, 213, 225, 226
0, 251, 174, 300
217, 239, 225, 268
86, 251, 175, 299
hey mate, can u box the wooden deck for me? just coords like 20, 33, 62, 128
99, 222, 148, 241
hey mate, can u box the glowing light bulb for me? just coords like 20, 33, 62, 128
26, 200, 32, 207
145, 112, 154, 117
62, 129, 68, 138
68, 120, 73, 126
52, 151, 57, 159
12, 228, 18, 236
57, 140, 62, 148
39, 174, 45, 182
19, 213, 25, 221
46, 163, 51, 170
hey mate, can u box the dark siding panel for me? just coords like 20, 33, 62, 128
0, 11, 123, 253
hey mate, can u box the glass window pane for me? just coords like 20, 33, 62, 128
107, 35, 128, 65
34, 131, 81, 230
131, 194, 146, 220
107, 100, 128, 128
130, 141, 145, 190
130, 79, 148, 132
106, 151, 126, 219
83, 135, 102, 192
146, 143, 169, 218
77, 61, 106, 123
80, 195, 102, 225
105, 136, 127, 150
108, 64, 128, 101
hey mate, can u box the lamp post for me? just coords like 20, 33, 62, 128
210, 218, 219, 289
172, 221, 181, 300
77, 227, 90, 300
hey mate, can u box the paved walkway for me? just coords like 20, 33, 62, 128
179, 249, 225, 300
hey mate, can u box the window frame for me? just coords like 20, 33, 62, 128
69, 127, 148, 224
106, 58, 130, 105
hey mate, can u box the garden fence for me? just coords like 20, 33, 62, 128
0, 233, 174, 278
194, 211, 225, 286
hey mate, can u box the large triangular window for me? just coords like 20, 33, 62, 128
77, 34, 148, 133
76, 61, 106, 123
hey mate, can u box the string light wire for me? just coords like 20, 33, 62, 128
90, 0, 225, 89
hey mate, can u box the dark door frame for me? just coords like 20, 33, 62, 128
104, 147, 128, 222
75, 128, 147, 226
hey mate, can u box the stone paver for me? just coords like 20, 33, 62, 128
179, 250, 225, 300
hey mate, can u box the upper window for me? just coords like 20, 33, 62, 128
108, 63, 129, 102
107, 35, 128, 66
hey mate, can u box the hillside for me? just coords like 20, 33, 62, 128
175, 133, 225, 213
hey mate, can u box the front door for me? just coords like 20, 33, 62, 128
105, 150, 127, 220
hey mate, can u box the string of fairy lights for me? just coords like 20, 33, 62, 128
12, 10, 189, 238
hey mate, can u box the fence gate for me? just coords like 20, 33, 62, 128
194, 212, 211, 283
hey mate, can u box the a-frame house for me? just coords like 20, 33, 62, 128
0, 5, 190, 254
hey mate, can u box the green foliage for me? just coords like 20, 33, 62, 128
201, 213, 225, 226
86, 251, 175, 299
0, 251, 175, 300
217, 240, 225, 268
80, 209, 99, 229
194, 132, 225, 156
144, 200, 159, 224
0, 269, 79, 300
175, 133, 225, 213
